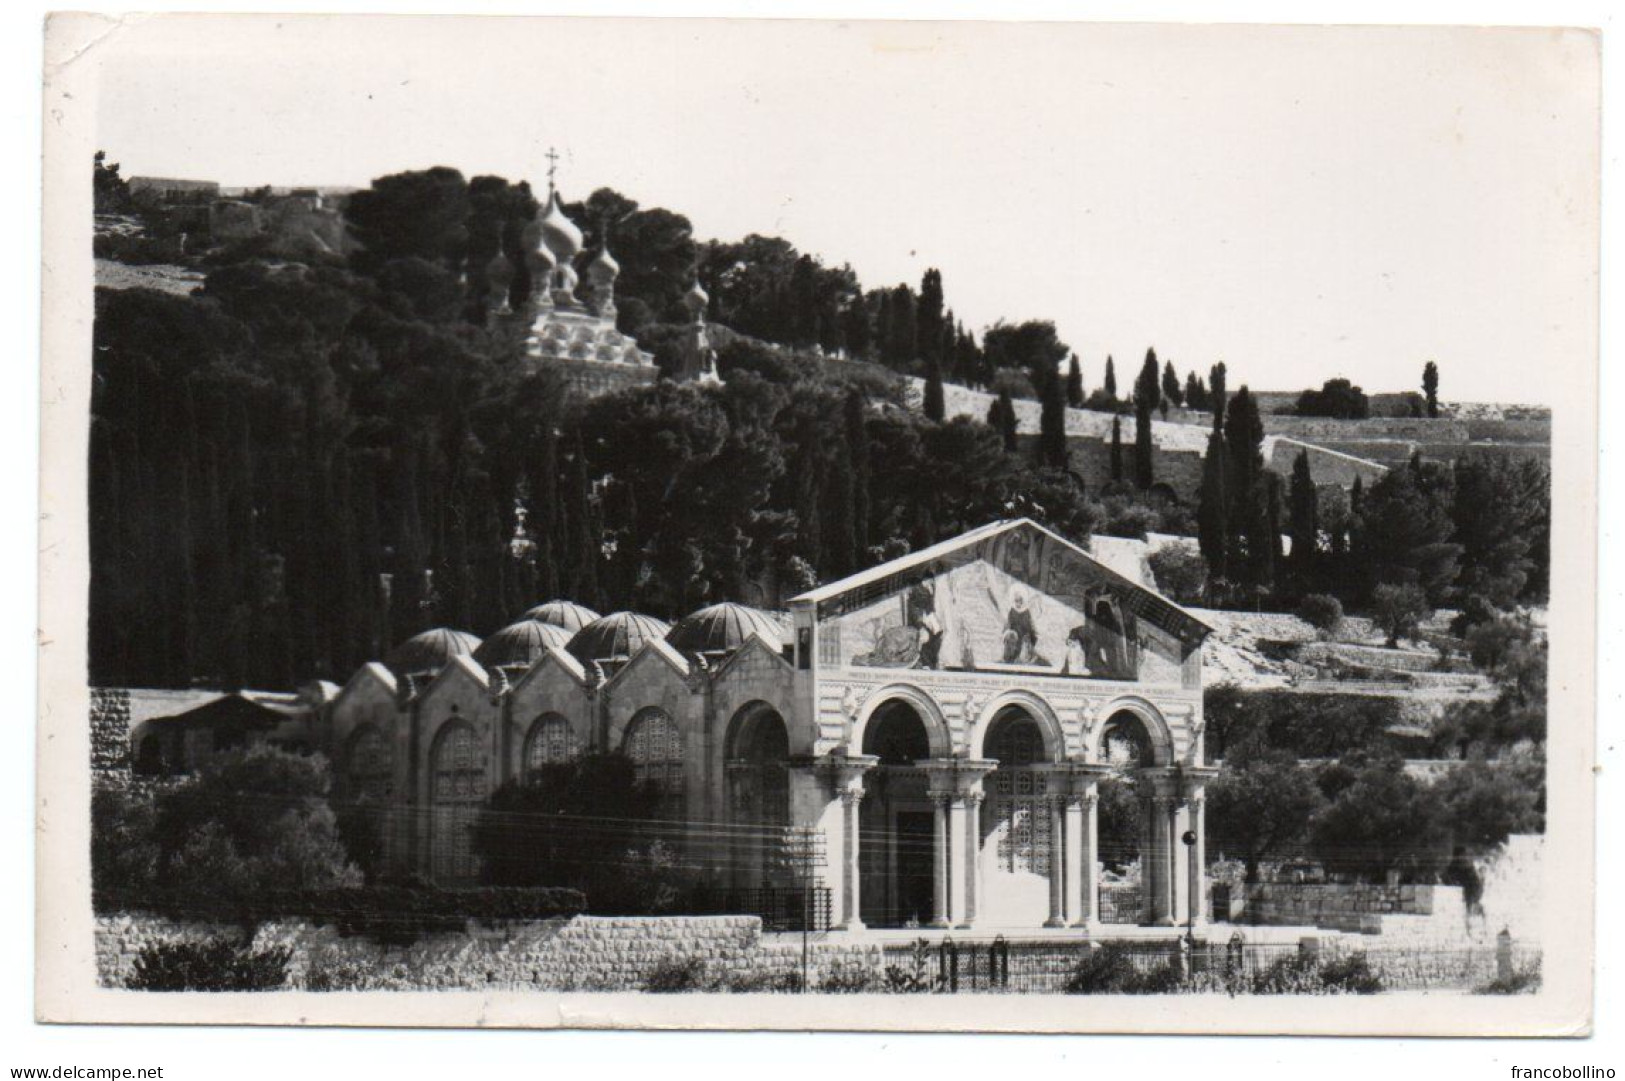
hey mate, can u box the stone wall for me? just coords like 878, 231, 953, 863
1242, 882, 1470, 938
95, 912, 885, 992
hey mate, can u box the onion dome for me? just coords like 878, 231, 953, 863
565, 611, 672, 664
529, 219, 557, 270
522, 600, 601, 633
684, 279, 709, 319
387, 627, 482, 674
539, 190, 584, 264
473, 619, 573, 668
667, 602, 786, 655
588, 242, 620, 284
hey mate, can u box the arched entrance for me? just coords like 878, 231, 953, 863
978, 706, 1054, 926
858, 699, 935, 927
1095, 707, 1181, 925
724, 703, 791, 888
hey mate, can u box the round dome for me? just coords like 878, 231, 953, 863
588, 243, 619, 281
473, 619, 573, 668
539, 190, 584, 263
667, 602, 785, 655
523, 600, 601, 633
565, 611, 672, 664
387, 627, 482, 674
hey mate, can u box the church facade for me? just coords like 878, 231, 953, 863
322, 518, 1216, 934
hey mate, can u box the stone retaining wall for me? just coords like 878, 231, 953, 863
95, 912, 885, 992
1243, 883, 1471, 938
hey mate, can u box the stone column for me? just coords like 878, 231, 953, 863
948, 795, 971, 928
1063, 794, 1085, 926
1186, 779, 1212, 932
839, 787, 865, 931
931, 794, 952, 929
1081, 788, 1102, 931
1169, 796, 1189, 926
1045, 795, 1067, 927
962, 793, 982, 929
1142, 791, 1176, 926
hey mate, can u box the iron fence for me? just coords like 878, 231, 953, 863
877, 935, 1542, 994
685, 886, 833, 933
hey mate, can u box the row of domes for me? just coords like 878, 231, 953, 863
384, 601, 787, 676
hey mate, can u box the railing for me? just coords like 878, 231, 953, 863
685, 886, 833, 933
878, 935, 1542, 994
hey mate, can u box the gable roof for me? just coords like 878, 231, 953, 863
790, 518, 1213, 644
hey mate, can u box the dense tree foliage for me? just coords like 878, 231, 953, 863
1294, 377, 1371, 420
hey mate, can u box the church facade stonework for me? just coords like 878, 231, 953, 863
323, 519, 1215, 933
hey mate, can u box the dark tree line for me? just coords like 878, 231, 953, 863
1194, 378, 1549, 610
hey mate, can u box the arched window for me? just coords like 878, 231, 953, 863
525, 715, 579, 772
624, 708, 685, 819
430, 721, 486, 884
987, 714, 1051, 876
346, 724, 392, 800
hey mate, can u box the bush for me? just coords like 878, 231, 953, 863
155, 745, 361, 899
817, 960, 879, 993
1476, 962, 1541, 995
1370, 583, 1431, 648
1246, 951, 1381, 995
642, 955, 714, 993
881, 938, 943, 993
94, 884, 587, 946
1064, 943, 1183, 994
91, 787, 160, 894
127, 938, 290, 992
1149, 545, 1209, 605
1296, 594, 1345, 639
473, 755, 700, 914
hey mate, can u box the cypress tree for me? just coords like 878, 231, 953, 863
1210, 361, 1228, 432
1103, 355, 1118, 401
1133, 350, 1160, 489
1038, 366, 1068, 469
923, 345, 946, 422
988, 389, 1019, 453
1161, 359, 1182, 412
1288, 450, 1319, 590
918, 269, 944, 373
1262, 471, 1285, 589
1422, 361, 1440, 419
845, 391, 872, 560
1066, 353, 1084, 408
1223, 386, 1265, 580
823, 424, 857, 578
1198, 430, 1230, 580
1110, 415, 1125, 483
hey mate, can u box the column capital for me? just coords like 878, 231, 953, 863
916, 756, 998, 799
795, 752, 879, 798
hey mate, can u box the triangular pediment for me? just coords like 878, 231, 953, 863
792, 519, 1211, 645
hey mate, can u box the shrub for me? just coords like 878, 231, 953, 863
1296, 594, 1345, 639
1370, 583, 1431, 648
642, 955, 715, 993
1149, 546, 1209, 605
723, 970, 804, 994
1246, 951, 1381, 995
94, 884, 587, 945
1064, 943, 1183, 994
1476, 962, 1541, 995
127, 938, 290, 992
881, 939, 942, 993
817, 960, 879, 993
155, 745, 361, 899
91, 787, 160, 894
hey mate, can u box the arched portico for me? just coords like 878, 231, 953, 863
1089, 696, 1176, 766
970, 690, 1066, 763
856, 697, 938, 927
849, 683, 952, 759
